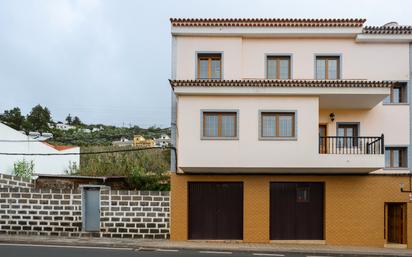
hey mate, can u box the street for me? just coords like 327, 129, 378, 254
0, 244, 382, 257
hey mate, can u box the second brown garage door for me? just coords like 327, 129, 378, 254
270, 182, 324, 240
189, 182, 243, 240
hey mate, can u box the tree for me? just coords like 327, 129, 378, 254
71, 116, 82, 126
65, 114, 72, 125
13, 159, 34, 179
25, 104, 52, 133
0, 107, 25, 130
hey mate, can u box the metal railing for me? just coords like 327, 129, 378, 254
319, 134, 384, 154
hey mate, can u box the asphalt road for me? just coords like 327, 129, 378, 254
0, 243, 382, 257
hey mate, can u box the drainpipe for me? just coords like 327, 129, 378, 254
170, 35, 177, 172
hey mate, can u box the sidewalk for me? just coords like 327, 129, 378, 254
0, 235, 412, 256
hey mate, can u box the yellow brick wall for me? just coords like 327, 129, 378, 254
171, 173, 412, 248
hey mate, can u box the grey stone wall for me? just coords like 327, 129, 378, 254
0, 176, 170, 239
0, 174, 34, 189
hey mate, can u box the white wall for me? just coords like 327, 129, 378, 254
0, 123, 80, 175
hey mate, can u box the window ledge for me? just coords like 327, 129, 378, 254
201, 137, 239, 141
259, 137, 297, 141
383, 168, 409, 171
382, 103, 409, 106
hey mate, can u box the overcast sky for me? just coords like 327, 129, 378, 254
0, 0, 411, 128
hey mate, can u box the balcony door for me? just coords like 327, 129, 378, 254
337, 123, 359, 148
319, 125, 327, 153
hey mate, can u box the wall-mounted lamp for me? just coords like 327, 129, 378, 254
329, 112, 335, 122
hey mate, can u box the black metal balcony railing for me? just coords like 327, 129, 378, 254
319, 134, 384, 154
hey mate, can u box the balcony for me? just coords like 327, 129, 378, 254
319, 135, 384, 155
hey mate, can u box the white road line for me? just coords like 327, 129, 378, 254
253, 253, 285, 256
156, 248, 179, 252
307, 256, 333, 257
199, 250, 233, 254
0, 243, 133, 251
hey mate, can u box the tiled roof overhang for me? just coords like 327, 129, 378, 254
170, 18, 366, 28
363, 26, 412, 35
170, 80, 394, 89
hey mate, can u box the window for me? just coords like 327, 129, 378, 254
197, 54, 222, 80
260, 112, 295, 138
337, 123, 359, 147
202, 112, 237, 139
316, 56, 340, 80
385, 147, 408, 168
296, 187, 310, 203
384, 83, 407, 104
267, 56, 291, 79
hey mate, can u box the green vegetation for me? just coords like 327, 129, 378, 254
1, 106, 171, 190
79, 146, 170, 190
13, 159, 34, 179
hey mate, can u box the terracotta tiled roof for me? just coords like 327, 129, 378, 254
363, 26, 412, 34
170, 80, 393, 88
42, 142, 78, 151
170, 18, 366, 27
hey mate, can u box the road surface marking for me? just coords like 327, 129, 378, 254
156, 249, 179, 252
253, 254, 285, 256
199, 250, 233, 254
0, 243, 133, 251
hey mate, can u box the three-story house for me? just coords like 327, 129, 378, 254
169, 18, 412, 248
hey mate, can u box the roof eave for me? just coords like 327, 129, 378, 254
356, 34, 412, 43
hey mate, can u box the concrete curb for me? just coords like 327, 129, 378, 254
0, 238, 412, 256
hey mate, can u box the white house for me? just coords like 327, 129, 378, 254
155, 134, 171, 147
55, 123, 76, 131
0, 123, 80, 175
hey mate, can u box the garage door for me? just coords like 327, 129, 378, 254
270, 182, 324, 240
189, 182, 243, 240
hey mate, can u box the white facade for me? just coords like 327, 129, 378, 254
0, 123, 80, 175
171, 20, 412, 175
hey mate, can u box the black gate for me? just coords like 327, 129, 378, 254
270, 182, 324, 240
189, 182, 243, 240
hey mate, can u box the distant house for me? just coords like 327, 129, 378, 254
133, 135, 155, 147
155, 134, 171, 147
112, 137, 133, 147
55, 122, 75, 131
0, 122, 80, 175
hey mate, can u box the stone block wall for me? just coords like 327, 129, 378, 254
0, 174, 34, 189
0, 175, 170, 239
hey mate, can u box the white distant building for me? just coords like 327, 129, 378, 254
55, 123, 75, 131
112, 137, 133, 147
0, 123, 80, 175
155, 134, 171, 147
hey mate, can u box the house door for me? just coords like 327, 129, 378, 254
83, 187, 100, 232
319, 125, 327, 153
387, 203, 407, 244
270, 182, 324, 240
188, 182, 243, 240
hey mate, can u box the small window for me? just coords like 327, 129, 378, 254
316, 56, 340, 80
197, 54, 222, 80
202, 112, 237, 139
260, 112, 295, 138
385, 147, 408, 168
296, 187, 310, 203
267, 56, 291, 79
384, 83, 407, 104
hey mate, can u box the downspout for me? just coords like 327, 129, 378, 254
170, 34, 177, 172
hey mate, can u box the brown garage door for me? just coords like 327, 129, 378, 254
270, 182, 324, 240
189, 182, 243, 240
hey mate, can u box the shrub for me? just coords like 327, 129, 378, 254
13, 159, 34, 179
